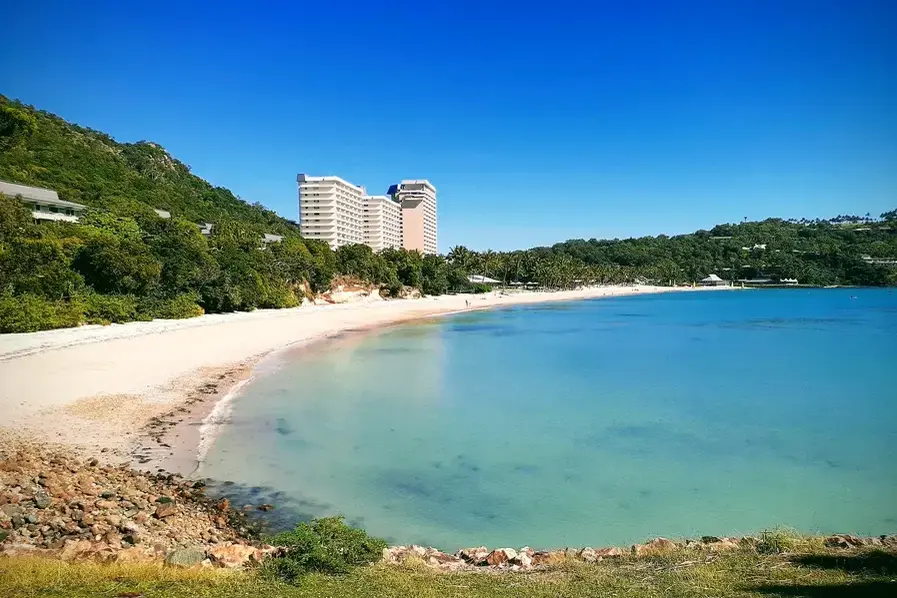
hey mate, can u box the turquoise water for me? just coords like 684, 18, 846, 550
200, 289, 897, 549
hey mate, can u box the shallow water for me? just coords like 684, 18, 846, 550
200, 289, 897, 549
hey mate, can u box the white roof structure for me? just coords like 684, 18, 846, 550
468, 275, 501, 284
701, 274, 723, 282
262, 233, 284, 243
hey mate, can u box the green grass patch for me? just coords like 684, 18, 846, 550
2, 547, 895, 598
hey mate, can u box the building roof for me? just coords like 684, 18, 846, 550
701, 274, 723, 282
153, 209, 171, 219
262, 233, 283, 243
468, 275, 501, 284
0, 180, 86, 209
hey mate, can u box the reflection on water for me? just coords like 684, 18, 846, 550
200, 289, 897, 549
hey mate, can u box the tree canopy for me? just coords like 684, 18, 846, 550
0, 94, 894, 333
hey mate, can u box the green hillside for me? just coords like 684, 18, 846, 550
0, 95, 295, 234
0, 95, 894, 333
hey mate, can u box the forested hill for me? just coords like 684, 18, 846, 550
0, 95, 895, 334
0, 95, 295, 235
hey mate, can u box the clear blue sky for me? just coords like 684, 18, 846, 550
3, 0, 896, 251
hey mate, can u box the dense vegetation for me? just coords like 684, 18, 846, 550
1, 95, 895, 333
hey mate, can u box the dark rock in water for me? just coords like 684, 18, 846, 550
258, 504, 274, 512
164, 546, 206, 568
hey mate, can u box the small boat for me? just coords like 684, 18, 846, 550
824, 285, 839, 289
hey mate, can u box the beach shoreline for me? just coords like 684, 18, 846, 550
0, 285, 730, 474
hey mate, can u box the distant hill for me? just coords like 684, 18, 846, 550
0, 95, 296, 235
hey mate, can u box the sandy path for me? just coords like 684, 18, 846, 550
0, 286, 721, 462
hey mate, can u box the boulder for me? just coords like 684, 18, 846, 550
207, 542, 263, 568
632, 537, 677, 556
484, 548, 517, 566
824, 534, 863, 549
579, 547, 599, 562
707, 538, 740, 552
531, 550, 566, 565
457, 546, 488, 564
594, 547, 624, 558
165, 546, 207, 568
60, 539, 93, 561
510, 552, 533, 568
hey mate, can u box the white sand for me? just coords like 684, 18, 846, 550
0, 286, 724, 459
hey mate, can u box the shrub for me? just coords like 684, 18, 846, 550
469, 283, 492, 294
140, 294, 205, 320
80, 293, 139, 324
0, 294, 83, 333
756, 527, 805, 554
262, 517, 386, 582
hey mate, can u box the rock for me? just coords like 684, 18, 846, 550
579, 547, 598, 562
207, 542, 264, 568
33, 491, 51, 509
95, 500, 117, 510
154, 504, 177, 519
510, 552, 533, 568
458, 546, 489, 564
60, 539, 93, 561
824, 534, 863, 549
707, 538, 740, 552
531, 550, 565, 565
257, 504, 275, 512
113, 546, 159, 563
165, 547, 207, 568
484, 548, 517, 566
0, 542, 55, 558
632, 537, 677, 556
25, 513, 39, 525
701, 536, 721, 543
100, 491, 116, 499
595, 547, 624, 558
0, 504, 22, 518
215, 498, 230, 512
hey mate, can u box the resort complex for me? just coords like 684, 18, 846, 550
297, 174, 438, 253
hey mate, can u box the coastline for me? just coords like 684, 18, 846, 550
0, 285, 729, 473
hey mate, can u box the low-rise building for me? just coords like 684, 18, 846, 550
0, 180, 86, 223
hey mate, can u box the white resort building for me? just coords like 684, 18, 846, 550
362, 194, 403, 252
298, 174, 438, 254
296, 174, 366, 249
0, 180, 86, 223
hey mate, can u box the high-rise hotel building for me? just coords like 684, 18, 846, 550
391, 180, 438, 255
296, 175, 365, 248
297, 174, 437, 254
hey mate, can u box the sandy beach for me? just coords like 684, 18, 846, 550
0, 285, 724, 472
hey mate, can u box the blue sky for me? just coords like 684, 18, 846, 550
3, 0, 896, 251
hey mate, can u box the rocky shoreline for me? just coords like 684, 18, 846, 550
2, 441, 895, 573
0, 441, 271, 569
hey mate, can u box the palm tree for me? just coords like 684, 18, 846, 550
481, 250, 496, 284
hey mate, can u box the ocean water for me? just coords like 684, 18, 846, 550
199, 289, 897, 549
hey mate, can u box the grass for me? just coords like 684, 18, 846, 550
2, 546, 896, 598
